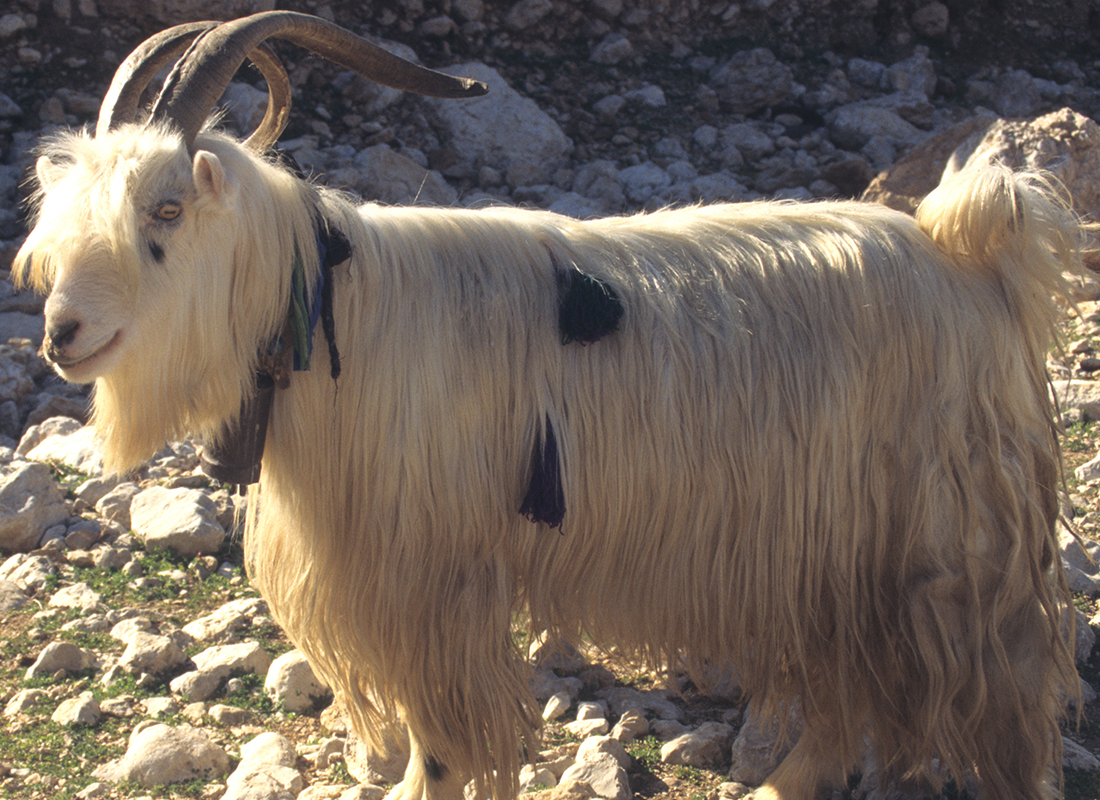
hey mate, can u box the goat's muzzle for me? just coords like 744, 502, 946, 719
44, 317, 80, 364
41, 312, 123, 380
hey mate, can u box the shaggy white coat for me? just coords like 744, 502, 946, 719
17, 124, 1083, 800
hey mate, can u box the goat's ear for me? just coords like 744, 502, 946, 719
192, 151, 236, 206
35, 156, 67, 191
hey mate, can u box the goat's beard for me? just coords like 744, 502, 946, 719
88, 344, 253, 476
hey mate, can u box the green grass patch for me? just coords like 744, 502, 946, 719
46, 461, 94, 499
221, 671, 277, 715
1063, 420, 1096, 455
625, 735, 663, 770
0, 715, 133, 799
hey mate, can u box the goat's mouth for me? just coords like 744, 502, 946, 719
49, 329, 124, 381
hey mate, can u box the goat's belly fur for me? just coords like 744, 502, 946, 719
246, 173, 1075, 800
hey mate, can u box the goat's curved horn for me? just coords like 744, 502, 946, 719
98, 21, 292, 151
237, 45, 291, 151
150, 11, 488, 151
97, 21, 217, 135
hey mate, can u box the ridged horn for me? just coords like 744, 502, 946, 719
149, 10, 488, 151
97, 21, 217, 135
238, 44, 291, 151
98, 21, 292, 151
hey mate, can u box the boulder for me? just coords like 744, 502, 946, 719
18, 417, 103, 475
265, 649, 331, 713
130, 486, 226, 557
0, 460, 69, 552
423, 63, 572, 178
93, 723, 230, 787
709, 48, 792, 115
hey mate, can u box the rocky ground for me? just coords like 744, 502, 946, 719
6, 2, 1100, 800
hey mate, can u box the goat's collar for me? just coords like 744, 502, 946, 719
199, 217, 351, 491
287, 220, 351, 379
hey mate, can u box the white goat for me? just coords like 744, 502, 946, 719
16, 12, 1085, 800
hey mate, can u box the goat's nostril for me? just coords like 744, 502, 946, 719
47, 318, 80, 349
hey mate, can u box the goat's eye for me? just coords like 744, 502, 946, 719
154, 203, 181, 221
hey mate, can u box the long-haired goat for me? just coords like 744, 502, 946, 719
15, 12, 1085, 800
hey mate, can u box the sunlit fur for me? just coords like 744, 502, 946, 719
17, 124, 1083, 800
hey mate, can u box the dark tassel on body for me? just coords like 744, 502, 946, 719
553, 253, 624, 345
520, 418, 566, 529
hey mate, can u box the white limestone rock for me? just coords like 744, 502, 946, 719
729, 701, 803, 786
0, 459, 70, 552
597, 685, 683, 721
576, 734, 630, 769
1053, 379, 1100, 422
52, 691, 101, 727
709, 48, 793, 114
4, 687, 47, 717
18, 417, 103, 475
344, 727, 410, 785
1064, 736, 1100, 771
130, 486, 226, 557
94, 482, 141, 529
170, 641, 273, 702
182, 596, 268, 643
224, 731, 304, 800
563, 718, 609, 737
558, 752, 630, 800
542, 691, 571, 721
116, 631, 189, 678
265, 649, 331, 713
25, 641, 99, 679
0, 553, 54, 593
93, 723, 231, 787
0, 578, 27, 611
49, 581, 104, 614
660, 721, 735, 768
519, 763, 559, 791
609, 708, 649, 743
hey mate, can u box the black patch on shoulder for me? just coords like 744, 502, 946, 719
148, 240, 165, 264
424, 755, 447, 782
554, 259, 623, 345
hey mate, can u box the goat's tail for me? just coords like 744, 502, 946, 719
912, 164, 1084, 800
915, 165, 1084, 332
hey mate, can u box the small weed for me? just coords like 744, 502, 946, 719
326, 759, 355, 786
539, 723, 582, 750
46, 461, 93, 499
222, 671, 277, 715
625, 735, 663, 770
1064, 420, 1096, 455
671, 763, 710, 784
117, 777, 207, 798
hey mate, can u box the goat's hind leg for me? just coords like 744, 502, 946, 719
752, 725, 845, 800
